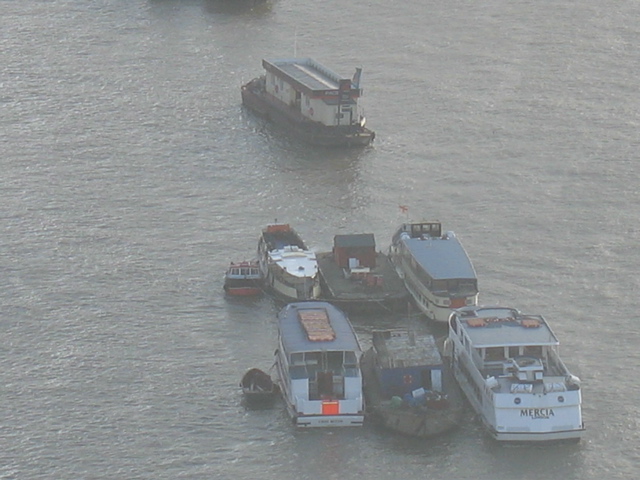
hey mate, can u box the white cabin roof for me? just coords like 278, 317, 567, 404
454, 306, 559, 348
278, 302, 361, 354
269, 246, 318, 279
263, 58, 344, 91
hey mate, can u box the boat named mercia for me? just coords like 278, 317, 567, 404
241, 58, 375, 147
389, 221, 478, 323
274, 302, 365, 427
446, 306, 585, 442
257, 223, 321, 302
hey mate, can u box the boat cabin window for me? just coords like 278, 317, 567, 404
431, 279, 448, 293
523, 345, 543, 357
431, 278, 477, 296
508, 346, 520, 358
326, 351, 344, 371
485, 347, 506, 362
290, 353, 305, 366
455, 279, 478, 295
343, 351, 358, 367
304, 352, 320, 366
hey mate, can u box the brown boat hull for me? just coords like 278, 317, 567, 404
241, 79, 375, 148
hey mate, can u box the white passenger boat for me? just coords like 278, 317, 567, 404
274, 302, 365, 427
257, 223, 321, 302
446, 306, 585, 442
389, 221, 478, 323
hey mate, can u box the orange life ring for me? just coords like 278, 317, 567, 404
403, 374, 413, 384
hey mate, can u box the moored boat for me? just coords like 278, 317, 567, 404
223, 261, 263, 296
446, 306, 585, 442
274, 302, 365, 427
389, 221, 478, 323
241, 58, 375, 147
361, 329, 463, 437
316, 233, 409, 313
257, 223, 321, 302
240, 368, 279, 406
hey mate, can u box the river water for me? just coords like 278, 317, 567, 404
2, 0, 639, 478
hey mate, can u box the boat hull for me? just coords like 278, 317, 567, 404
262, 265, 321, 302
224, 261, 264, 297
242, 79, 375, 148
489, 426, 585, 442
361, 348, 462, 437
240, 368, 279, 406
224, 286, 263, 297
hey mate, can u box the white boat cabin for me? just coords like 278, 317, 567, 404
448, 306, 584, 441
262, 58, 365, 128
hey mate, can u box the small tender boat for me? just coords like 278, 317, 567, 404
240, 368, 279, 405
223, 261, 263, 296
361, 329, 463, 437
447, 306, 585, 442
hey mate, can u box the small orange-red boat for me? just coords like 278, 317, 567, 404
223, 261, 263, 296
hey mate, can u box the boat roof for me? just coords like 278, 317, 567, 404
453, 306, 560, 348
278, 302, 361, 354
269, 246, 318, 279
400, 231, 476, 280
334, 233, 375, 249
263, 58, 343, 91
373, 329, 441, 368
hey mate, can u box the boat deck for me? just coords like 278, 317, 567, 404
373, 330, 442, 369
361, 343, 465, 437
317, 252, 409, 312
261, 231, 306, 250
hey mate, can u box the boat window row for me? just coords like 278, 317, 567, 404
290, 351, 358, 370
230, 267, 260, 276
484, 346, 543, 362
409, 222, 442, 238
